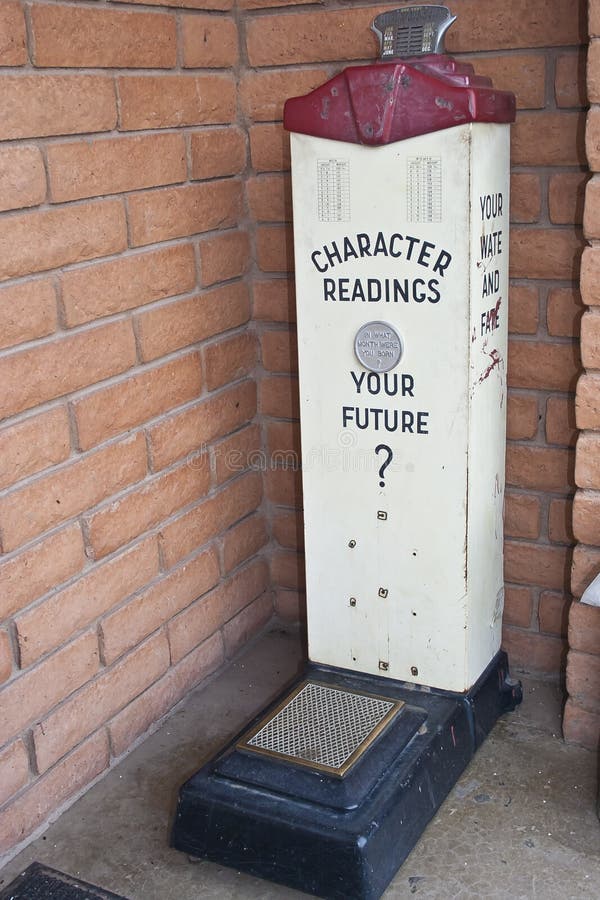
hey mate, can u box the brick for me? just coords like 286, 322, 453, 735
509, 227, 584, 279
0, 631, 99, 747
100, 548, 219, 664
0, 406, 70, 491
0, 524, 85, 621
509, 173, 541, 224
259, 375, 300, 419
508, 340, 580, 392
505, 445, 573, 492
160, 471, 262, 568
0, 740, 29, 807
212, 423, 262, 485
569, 601, 600, 655
572, 544, 600, 597
257, 225, 294, 273
223, 513, 268, 573
587, 42, 600, 104
580, 246, 600, 305
16, 537, 160, 669
511, 112, 585, 166
86, 458, 210, 559
190, 127, 246, 180
128, 181, 242, 247
504, 492, 540, 539
31, 5, 176, 68
549, 172, 587, 225
0, 2, 26, 65
0, 433, 146, 553
223, 592, 272, 657
247, 174, 291, 222
581, 310, 600, 367
546, 396, 577, 447
113, 0, 231, 7
240, 0, 315, 7
538, 591, 570, 637
507, 393, 538, 440
0, 145, 45, 213
466, 54, 545, 109
265, 466, 303, 508
0, 731, 109, 858
585, 108, 600, 171
0, 199, 127, 283
168, 558, 268, 662
73, 353, 202, 450
504, 541, 569, 591
502, 585, 533, 628
108, 631, 224, 759
239, 69, 328, 122
271, 549, 304, 590
548, 497, 574, 544
0, 631, 12, 685
562, 698, 600, 750
573, 491, 600, 544
261, 329, 298, 373
590, 3, 600, 36
576, 374, 600, 430
547, 287, 584, 337
0, 320, 136, 422
556, 50, 586, 106
47, 133, 186, 204
182, 14, 238, 67
136, 283, 250, 362
254, 279, 296, 324
274, 588, 305, 622
149, 380, 257, 472
61, 244, 196, 327
501, 627, 566, 674
267, 421, 300, 458
507, 285, 538, 335
0, 75, 116, 141
246, 2, 585, 66
199, 230, 250, 287
566, 649, 600, 713
584, 177, 600, 237
118, 75, 235, 130
250, 124, 291, 172
0, 279, 57, 351
33, 632, 169, 773
204, 332, 257, 390
272, 509, 303, 550
576, 433, 600, 488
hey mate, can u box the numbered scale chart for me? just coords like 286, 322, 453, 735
407, 156, 442, 223
317, 158, 351, 223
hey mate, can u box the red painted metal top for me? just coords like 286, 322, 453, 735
283, 55, 515, 146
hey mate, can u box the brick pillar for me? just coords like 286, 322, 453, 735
564, 0, 600, 749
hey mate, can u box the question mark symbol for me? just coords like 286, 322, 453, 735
375, 444, 393, 487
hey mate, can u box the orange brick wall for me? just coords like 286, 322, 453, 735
563, 0, 600, 751
0, 0, 272, 860
0, 0, 590, 862
246, 0, 588, 666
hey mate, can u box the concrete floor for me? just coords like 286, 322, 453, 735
1, 625, 599, 899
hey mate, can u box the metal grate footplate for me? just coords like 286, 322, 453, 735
239, 681, 403, 777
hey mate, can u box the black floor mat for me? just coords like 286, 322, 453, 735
0, 863, 128, 900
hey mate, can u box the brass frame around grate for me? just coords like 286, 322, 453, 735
237, 680, 404, 778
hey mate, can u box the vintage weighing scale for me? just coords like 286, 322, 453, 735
172, 7, 522, 898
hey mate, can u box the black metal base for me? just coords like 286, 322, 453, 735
172, 651, 522, 900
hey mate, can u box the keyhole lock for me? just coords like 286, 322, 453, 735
411, 666, 419, 676
348, 539, 356, 548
